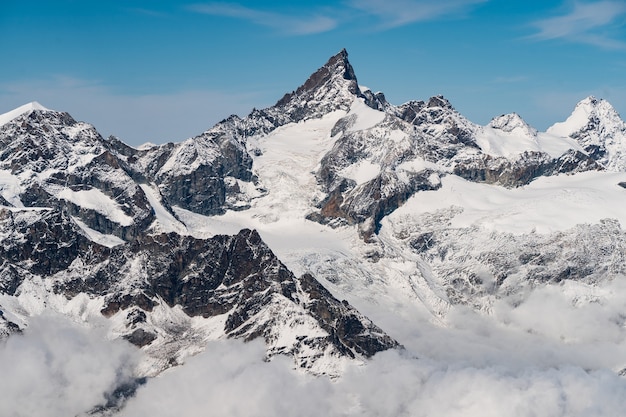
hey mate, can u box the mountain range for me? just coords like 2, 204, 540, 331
1, 49, 626, 415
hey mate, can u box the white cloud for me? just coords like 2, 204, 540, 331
187, 3, 337, 35
0, 76, 264, 147
1, 271, 625, 416
347, 0, 488, 28
0, 314, 138, 417
529, 1, 626, 49
117, 278, 626, 417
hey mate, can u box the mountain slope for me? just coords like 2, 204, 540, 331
2, 48, 626, 416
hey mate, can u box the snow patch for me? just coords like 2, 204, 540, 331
139, 184, 187, 234
136, 142, 158, 150
0, 170, 24, 207
340, 160, 381, 185
547, 96, 598, 137
57, 188, 134, 226
389, 171, 626, 234
72, 217, 125, 247
346, 98, 386, 132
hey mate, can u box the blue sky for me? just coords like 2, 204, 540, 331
1, 0, 625, 146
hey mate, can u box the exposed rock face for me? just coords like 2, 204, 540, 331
0, 109, 154, 239
308, 91, 601, 239
453, 149, 601, 187
0, 204, 398, 374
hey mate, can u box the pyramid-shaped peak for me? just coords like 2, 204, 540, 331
548, 96, 623, 137
275, 48, 361, 108
489, 112, 537, 136
25, 101, 50, 111
0, 101, 52, 128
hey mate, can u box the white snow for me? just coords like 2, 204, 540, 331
71, 217, 125, 247
339, 160, 381, 185
0, 102, 49, 128
173, 111, 355, 264
388, 171, 626, 234
136, 142, 158, 150
0, 170, 24, 207
396, 157, 442, 173
547, 97, 597, 137
57, 188, 134, 226
139, 184, 187, 234
475, 114, 582, 158
157, 137, 220, 178
546, 96, 626, 171
346, 98, 386, 132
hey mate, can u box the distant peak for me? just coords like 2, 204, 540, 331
547, 96, 623, 137
488, 112, 537, 136
427, 95, 453, 109
0, 101, 52, 128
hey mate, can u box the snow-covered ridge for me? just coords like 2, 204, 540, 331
0, 101, 50, 127
547, 96, 626, 171
475, 112, 583, 159
547, 96, 619, 137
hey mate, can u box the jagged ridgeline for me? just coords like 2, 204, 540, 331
0, 50, 405, 379
1, 48, 626, 384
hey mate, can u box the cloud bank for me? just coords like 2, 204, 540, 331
0, 314, 138, 417
118, 278, 626, 417
1, 274, 624, 416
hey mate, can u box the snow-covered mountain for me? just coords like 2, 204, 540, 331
1, 49, 626, 415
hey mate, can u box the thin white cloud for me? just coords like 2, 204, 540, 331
347, 0, 488, 28
529, 1, 626, 49
187, 3, 337, 35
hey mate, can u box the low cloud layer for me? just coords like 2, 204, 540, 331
0, 314, 138, 417
118, 340, 626, 417
2, 278, 625, 416
118, 278, 626, 417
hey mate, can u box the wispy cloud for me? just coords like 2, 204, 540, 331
347, 0, 488, 28
529, 1, 626, 49
187, 3, 337, 35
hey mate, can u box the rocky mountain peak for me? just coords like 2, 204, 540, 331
548, 96, 623, 138
274, 48, 362, 111
427, 95, 453, 109
488, 112, 538, 137
547, 96, 626, 171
